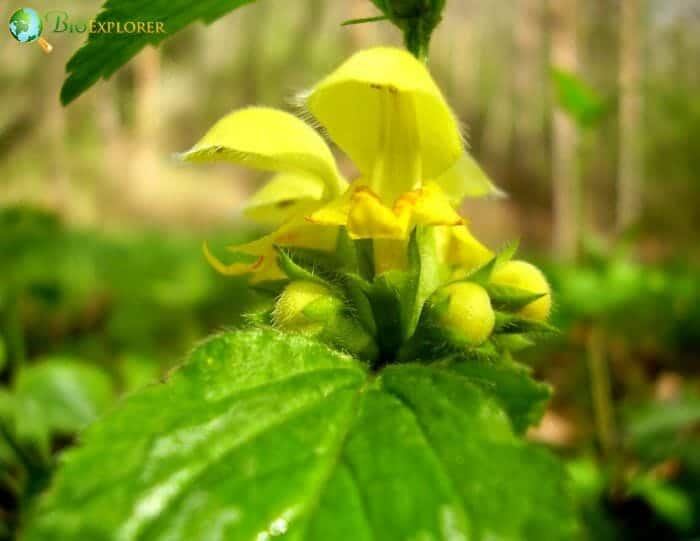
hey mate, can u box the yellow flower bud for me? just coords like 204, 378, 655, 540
491, 260, 551, 321
439, 282, 495, 346
272, 281, 339, 335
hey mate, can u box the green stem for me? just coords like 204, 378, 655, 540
355, 239, 375, 282
4, 296, 25, 372
342, 15, 389, 26
587, 326, 616, 456
587, 325, 622, 493
404, 21, 430, 62
0, 421, 32, 473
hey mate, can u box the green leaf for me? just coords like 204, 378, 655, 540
494, 312, 558, 335
25, 329, 575, 540
12, 357, 115, 452
625, 391, 700, 463
446, 357, 551, 434
276, 248, 330, 287
370, 227, 445, 358
468, 240, 519, 285
341, 15, 389, 26
402, 226, 445, 339
61, 0, 257, 105
339, 273, 377, 336
550, 68, 610, 128
627, 475, 693, 531
0, 389, 16, 464
485, 283, 545, 312
0, 334, 6, 373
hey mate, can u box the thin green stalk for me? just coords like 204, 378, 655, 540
587, 326, 616, 457
4, 296, 26, 372
0, 422, 31, 473
587, 325, 623, 494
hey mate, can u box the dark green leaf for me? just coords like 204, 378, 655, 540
341, 15, 389, 26
625, 392, 700, 463
338, 273, 376, 336
25, 329, 575, 540
0, 389, 15, 464
494, 312, 558, 335
469, 240, 519, 285
627, 475, 693, 531
354, 239, 375, 282
61, 0, 257, 105
276, 248, 329, 287
486, 283, 545, 312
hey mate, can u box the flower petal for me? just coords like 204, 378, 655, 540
202, 242, 265, 277
436, 225, 494, 273
206, 217, 339, 283
310, 182, 464, 240
305, 183, 355, 227
394, 182, 464, 229
180, 107, 345, 195
435, 153, 506, 204
306, 47, 462, 181
346, 187, 408, 239
245, 172, 325, 225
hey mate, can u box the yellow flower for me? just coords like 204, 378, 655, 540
182, 106, 344, 282
305, 47, 484, 239
308, 181, 463, 239
437, 225, 494, 275
182, 47, 499, 281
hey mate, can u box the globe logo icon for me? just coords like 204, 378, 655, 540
8, 7, 52, 53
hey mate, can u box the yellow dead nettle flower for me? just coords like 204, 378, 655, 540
182, 106, 344, 282
306, 47, 469, 238
183, 47, 497, 281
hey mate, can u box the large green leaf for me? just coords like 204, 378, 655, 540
60, 0, 256, 105
446, 357, 551, 435
25, 329, 575, 540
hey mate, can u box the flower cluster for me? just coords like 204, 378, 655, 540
183, 47, 552, 365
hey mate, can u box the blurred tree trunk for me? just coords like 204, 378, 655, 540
95, 83, 128, 222
617, 0, 643, 232
550, 0, 579, 260
131, 47, 162, 217
481, 3, 514, 183
239, 2, 269, 103
134, 47, 161, 153
514, 0, 546, 175
46, 53, 70, 214
347, 0, 375, 49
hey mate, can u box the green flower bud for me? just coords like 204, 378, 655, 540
372, 0, 444, 18
436, 282, 495, 346
273, 281, 379, 361
490, 261, 552, 321
273, 281, 341, 336
370, 0, 445, 59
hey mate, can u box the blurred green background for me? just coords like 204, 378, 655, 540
1, 0, 699, 539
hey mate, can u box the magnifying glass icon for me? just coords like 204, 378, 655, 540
9, 8, 53, 53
